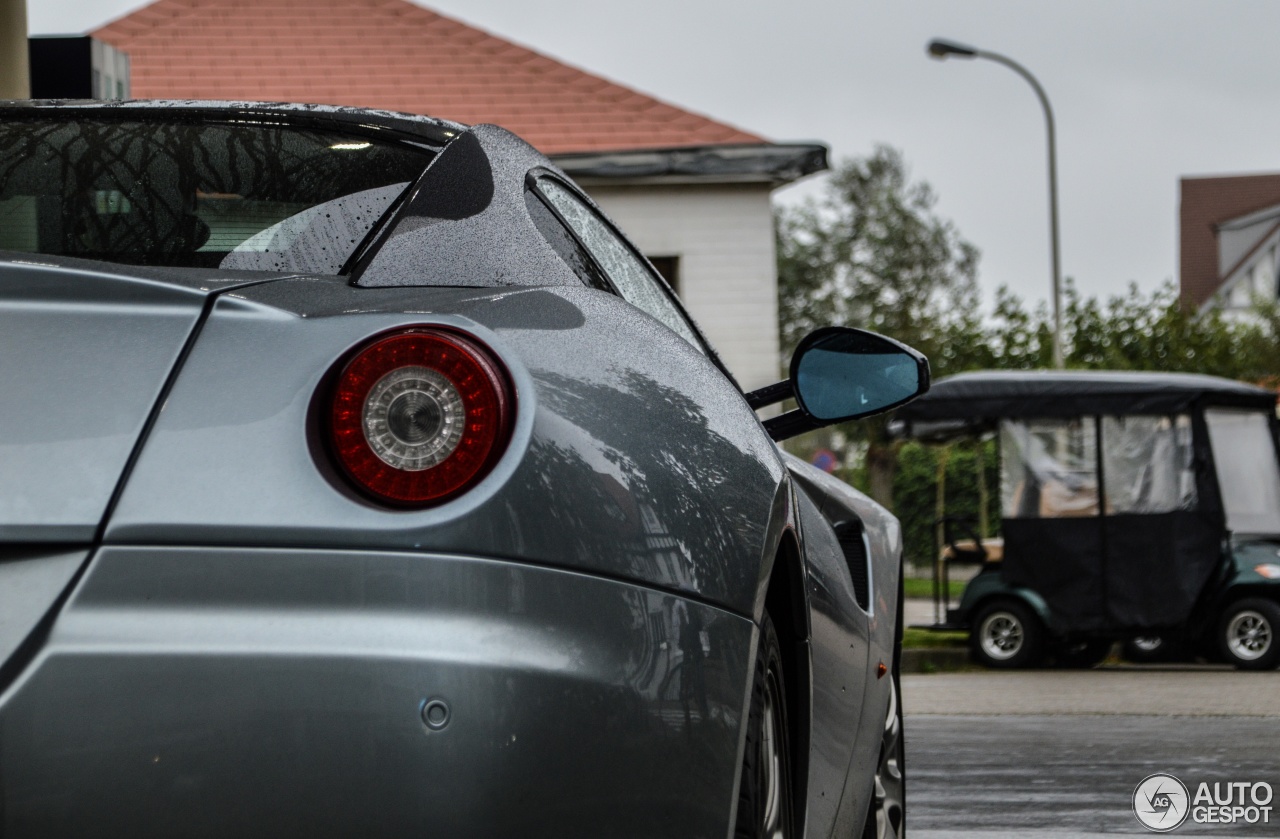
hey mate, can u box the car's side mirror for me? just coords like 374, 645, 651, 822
746, 327, 930, 441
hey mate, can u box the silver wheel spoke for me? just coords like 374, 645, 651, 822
980, 612, 1024, 661
871, 678, 905, 839
1227, 611, 1273, 660
760, 669, 787, 839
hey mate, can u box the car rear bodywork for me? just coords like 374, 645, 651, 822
0, 102, 906, 838
0, 260, 778, 837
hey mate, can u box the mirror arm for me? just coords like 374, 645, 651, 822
745, 380, 794, 411
762, 409, 823, 442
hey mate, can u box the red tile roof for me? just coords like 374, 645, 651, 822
93, 0, 764, 154
1180, 172, 1280, 307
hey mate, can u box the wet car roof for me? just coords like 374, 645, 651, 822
0, 100, 465, 149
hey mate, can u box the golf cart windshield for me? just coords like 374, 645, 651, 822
1205, 409, 1280, 536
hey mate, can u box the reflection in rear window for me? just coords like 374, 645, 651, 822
0, 119, 432, 273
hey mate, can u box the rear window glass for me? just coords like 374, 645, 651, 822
0, 118, 432, 273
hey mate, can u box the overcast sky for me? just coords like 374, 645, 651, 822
29, 0, 1280, 310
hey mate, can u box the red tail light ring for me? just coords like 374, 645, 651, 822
329, 328, 514, 507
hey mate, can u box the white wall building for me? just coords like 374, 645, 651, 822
1179, 172, 1280, 320
1201, 202, 1280, 321
558, 145, 825, 390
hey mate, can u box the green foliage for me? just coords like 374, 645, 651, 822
901, 627, 968, 649
902, 576, 966, 600
776, 145, 985, 367
777, 147, 1280, 388
776, 146, 986, 506
1064, 280, 1278, 379
893, 439, 1000, 570
776, 145, 1280, 565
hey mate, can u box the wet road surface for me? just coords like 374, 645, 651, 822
903, 669, 1280, 837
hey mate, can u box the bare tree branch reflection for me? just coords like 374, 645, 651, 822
0, 118, 428, 270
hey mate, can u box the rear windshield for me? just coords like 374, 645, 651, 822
0, 118, 432, 273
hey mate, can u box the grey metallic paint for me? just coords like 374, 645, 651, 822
0, 261, 205, 541
0, 548, 86, 667
355, 126, 583, 290
108, 278, 785, 616
0, 256, 313, 541
786, 456, 903, 835
2, 546, 750, 838
0, 104, 907, 839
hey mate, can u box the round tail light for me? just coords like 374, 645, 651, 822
329, 328, 514, 507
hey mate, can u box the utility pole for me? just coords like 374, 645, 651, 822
0, 0, 29, 99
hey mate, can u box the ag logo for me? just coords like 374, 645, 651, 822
1134, 773, 1190, 832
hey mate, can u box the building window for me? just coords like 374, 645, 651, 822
647, 255, 680, 296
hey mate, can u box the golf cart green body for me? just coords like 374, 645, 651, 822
891, 370, 1280, 669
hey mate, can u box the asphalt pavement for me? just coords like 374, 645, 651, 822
903, 669, 1280, 838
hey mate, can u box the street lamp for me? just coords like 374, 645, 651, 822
928, 38, 1064, 369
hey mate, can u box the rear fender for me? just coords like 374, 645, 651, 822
107, 281, 787, 616
963, 581, 1057, 635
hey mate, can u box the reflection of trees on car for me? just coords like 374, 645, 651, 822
527, 368, 775, 605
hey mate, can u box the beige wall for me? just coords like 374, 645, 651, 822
0, 0, 29, 99
584, 183, 781, 392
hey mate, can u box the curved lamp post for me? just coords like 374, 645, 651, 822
928, 38, 1063, 369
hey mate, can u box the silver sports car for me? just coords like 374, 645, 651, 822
0, 101, 925, 839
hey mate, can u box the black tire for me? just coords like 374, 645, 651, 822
1121, 635, 1182, 664
735, 612, 793, 839
970, 599, 1046, 669
1215, 598, 1280, 671
1056, 639, 1113, 669
862, 570, 905, 839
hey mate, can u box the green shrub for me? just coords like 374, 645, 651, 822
893, 439, 1000, 572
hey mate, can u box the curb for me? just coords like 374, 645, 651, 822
901, 647, 971, 673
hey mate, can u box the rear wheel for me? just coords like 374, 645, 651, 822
970, 599, 1046, 669
736, 612, 792, 839
862, 672, 905, 839
863, 571, 906, 839
1216, 598, 1280, 671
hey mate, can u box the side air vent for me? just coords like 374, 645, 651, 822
833, 519, 870, 611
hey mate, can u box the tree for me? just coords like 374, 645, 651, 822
1022, 278, 1280, 382
776, 146, 984, 506
777, 148, 1280, 518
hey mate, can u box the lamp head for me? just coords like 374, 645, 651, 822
927, 39, 979, 60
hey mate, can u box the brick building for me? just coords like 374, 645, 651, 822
1180, 173, 1280, 319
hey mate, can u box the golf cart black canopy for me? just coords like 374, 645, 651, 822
893, 369, 1280, 635
892, 370, 1275, 439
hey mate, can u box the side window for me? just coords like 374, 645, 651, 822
1001, 418, 1100, 518
647, 256, 680, 295
534, 177, 704, 352
523, 188, 611, 291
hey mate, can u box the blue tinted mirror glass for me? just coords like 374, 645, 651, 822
794, 331, 924, 421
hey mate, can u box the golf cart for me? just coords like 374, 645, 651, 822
890, 370, 1280, 670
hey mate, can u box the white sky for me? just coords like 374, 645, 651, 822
29, 0, 1280, 310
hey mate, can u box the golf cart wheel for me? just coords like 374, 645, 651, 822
1121, 635, 1180, 664
970, 599, 1045, 669
735, 611, 793, 838
1216, 598, 1280, 671
1055, 639, 1112, 669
